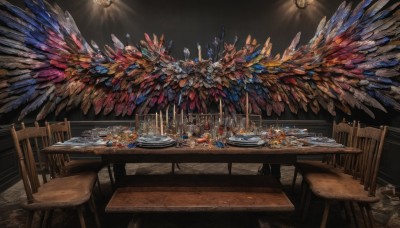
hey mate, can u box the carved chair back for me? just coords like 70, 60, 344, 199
10, 123, 51, 203
45, 118, 72, 177
354, 124, 387, 196
329, 119, 357, 171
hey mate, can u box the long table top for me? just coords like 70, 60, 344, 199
43, 144, 360, 156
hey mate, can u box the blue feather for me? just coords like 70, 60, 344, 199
367, 83, 391, 90
0, 87, 37, 113
377, 60, 398, 68
1, 1, 43, 32
94, 65, 109, 74
125, 64, 137, 73
136, 95, 146, 105
368, 90, 400, 111
0, 11, 33, 35
366, 76, 392, 84
24, 0, 60, 32
9, 79, 36, 90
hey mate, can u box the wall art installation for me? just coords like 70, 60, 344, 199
0, 0, 399, 121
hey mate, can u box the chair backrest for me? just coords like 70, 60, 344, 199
326, 119, 357, 170
46, 118, 72, 144
332, 119, 356, 147
10, 123, 51, 203
45, 119, 72, 177
354, 123, 387, 196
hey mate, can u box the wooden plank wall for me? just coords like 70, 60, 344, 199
0, 127, 20, 192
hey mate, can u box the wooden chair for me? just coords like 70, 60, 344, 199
291, 119, 357, 191
10, 123, 100, 228
45, 119, 105, 177
303, 123, 387, 228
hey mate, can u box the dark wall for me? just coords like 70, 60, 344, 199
11, 0, 354, 58
5, 0, 400, 127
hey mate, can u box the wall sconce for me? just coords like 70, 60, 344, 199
294, 0, 308, 9
93, 0, 112, 8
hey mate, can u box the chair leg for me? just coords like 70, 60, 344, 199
41, 210, 53, 228
39, 211, 45, 227
26, 211, 34, 228
358, 202, 370, 228
320, 200, 331, 228
77, 206, 87, 228
228, 163, 232, 175
106, 164, 115, 187
171, 163, 175, 174
301, 185, 312, 222
47, 210, 53, 228
365, 203, 375, 228
358, 203, 369, 228
343, 201, 354, 225
349, 201, 360, 228
291, 167, 298, 192
96, 175, 103, 196
299, 179, 308, 212
89, 197, 101, 228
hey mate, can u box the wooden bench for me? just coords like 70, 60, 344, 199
106, 175, 294, 213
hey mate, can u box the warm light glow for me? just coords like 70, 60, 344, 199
294, 0, 308, 9
276, 0, 325, 26
93, 0, 112, 8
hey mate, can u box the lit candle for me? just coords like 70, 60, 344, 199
160, 111, 163, 135
219, 98, 223, 121
246, 92, 249, 130
156, 112, 158, 134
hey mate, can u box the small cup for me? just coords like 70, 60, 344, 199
189, 140, 196, 148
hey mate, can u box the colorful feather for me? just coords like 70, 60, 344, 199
0, 0, 399, 121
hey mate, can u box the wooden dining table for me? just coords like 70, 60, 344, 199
43, 144, 361, 163
42, 144, 361, 214
43, 144, 361, 178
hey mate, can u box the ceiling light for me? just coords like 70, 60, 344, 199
294, 0, 308, 9
93, 0, 112, 8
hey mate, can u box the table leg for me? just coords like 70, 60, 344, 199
113, 163, 126, 183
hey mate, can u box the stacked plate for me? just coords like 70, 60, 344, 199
227, 135, 265, 147
136, 135, 176, 148
53, 137, 106, 147
285, 128, 311, 138
303, 137, 344, 147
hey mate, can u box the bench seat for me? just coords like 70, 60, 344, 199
106, 175, 294, 212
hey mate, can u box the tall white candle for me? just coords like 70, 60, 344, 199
173, 105, 176, 125
181, 108, 184, 126
156, 112, 158, 134
166, 106, 169, 127
160, 111, 163, 135
219, 98, 223, 121
246, 92, 249, 130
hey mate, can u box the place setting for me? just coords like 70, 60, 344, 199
52, 136, 107, 147
136, 135, 176, 148
226, 134, 266, 147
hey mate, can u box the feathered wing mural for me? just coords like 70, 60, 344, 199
0, 0, 399, 121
